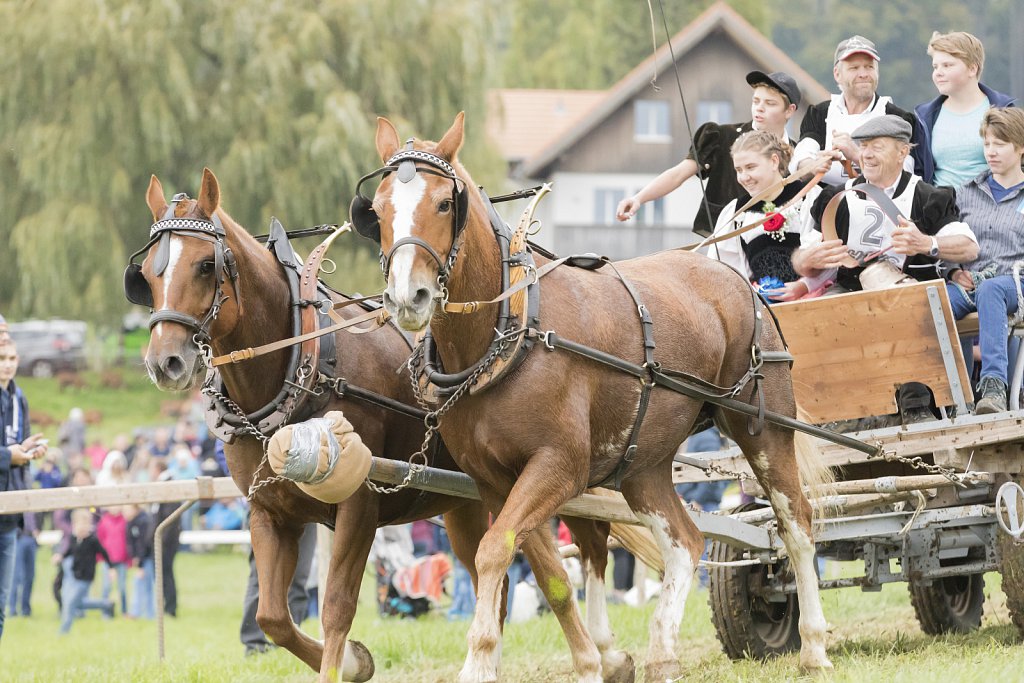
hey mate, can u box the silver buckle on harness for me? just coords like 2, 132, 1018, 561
539, 330, 556, 351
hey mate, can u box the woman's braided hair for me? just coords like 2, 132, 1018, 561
730, 130, 792, 176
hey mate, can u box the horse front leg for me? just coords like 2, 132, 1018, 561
318, 491, 378, 683
459, 456, 602, 683
563, 517, 635, 683
249, 506, 323, 670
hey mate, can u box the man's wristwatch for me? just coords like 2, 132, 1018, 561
928, 236, 939, 258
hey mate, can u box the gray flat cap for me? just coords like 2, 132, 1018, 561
851, 115, 912, 143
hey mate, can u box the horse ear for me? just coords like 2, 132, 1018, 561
198, 167, 221, 218
376, 117, 400, 163
434, 111, 465, 162
146, 175, 167, 222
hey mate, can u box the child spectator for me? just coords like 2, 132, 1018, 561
34, 453, 64, 489
95, 450, 130, 487
83, 439, 108, 472
56, 509, 115, 634
125, 504, 155, 619
96, 506, 129, 616
203, 498, 244, 531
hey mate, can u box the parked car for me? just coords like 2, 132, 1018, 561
6, 319, 87, 377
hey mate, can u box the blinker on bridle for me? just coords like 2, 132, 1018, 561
123, 192, 239, 341
349, 139, 469, 285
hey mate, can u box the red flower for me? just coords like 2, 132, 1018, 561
763, 212, 785, 232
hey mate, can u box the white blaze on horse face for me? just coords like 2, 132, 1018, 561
387, 173, 432, 306
154, 236, 185, 338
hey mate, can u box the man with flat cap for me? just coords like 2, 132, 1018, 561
792, 115, 979, 421
617, 70, 802, 235
792, 35, 920, 186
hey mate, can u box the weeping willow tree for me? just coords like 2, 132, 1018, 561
0, 0, 504, 327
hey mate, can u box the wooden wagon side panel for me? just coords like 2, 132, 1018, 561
771, 280, 973, 424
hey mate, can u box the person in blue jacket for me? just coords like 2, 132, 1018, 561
0, 319, 49, 640
914, 31, 1015, 187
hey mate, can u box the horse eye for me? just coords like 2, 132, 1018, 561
438, 199, 453, 214
199, 261, 216, 276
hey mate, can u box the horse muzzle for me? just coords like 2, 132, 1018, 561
145, 345, 203, 391
383, 280, 436, 332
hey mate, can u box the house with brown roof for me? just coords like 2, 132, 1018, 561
489, 2, 830, 259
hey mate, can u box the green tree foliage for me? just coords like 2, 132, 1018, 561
499, 0, 767, 89
0, 0, 504, 327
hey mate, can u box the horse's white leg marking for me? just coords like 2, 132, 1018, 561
387, 173, 428, 303
458, 567, 504, 683
585, 562, 629, 675
637, 511, 693, 668
154, 236, 184, 337
766, 483, 832, 671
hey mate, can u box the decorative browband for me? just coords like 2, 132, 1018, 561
385, 149, 456, 179
150, 217, 223, 237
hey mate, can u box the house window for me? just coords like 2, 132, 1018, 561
634, 100, 671, 142
635, 197, 665, 226
594, 188, 626, 224
697, 100, 733, 126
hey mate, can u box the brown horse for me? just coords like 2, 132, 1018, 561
132, 169, 494, 682
363, 113, 834, 681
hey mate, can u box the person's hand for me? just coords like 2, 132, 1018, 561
798, 150, 839, 178
108, 567, 118, 581
831, 132, 859, 163
800, 239, 854, 270
134, 566, 145, 579
952, 269, 975, 290
12, 433, 48, 465
765, 279, 809, 302
51, 554, 63, 566
615, 195, 641, 222
891, 217, 929, 255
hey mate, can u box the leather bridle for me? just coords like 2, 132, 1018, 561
349, 143, 469, 287
123, 193, 239, 342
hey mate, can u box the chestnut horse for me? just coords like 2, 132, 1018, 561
362, 114, 834, 681
132, 169, 495, 682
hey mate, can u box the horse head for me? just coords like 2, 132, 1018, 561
354, 113, 471, 331
126, 168, 242, 391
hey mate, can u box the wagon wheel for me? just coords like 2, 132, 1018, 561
997, 534, 1024, 634
908, 564, 985, 635
708, 503, 801, 659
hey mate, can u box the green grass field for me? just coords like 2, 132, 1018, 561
1, 548, 1021, 682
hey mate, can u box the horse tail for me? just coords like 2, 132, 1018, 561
793, 407, 837, 521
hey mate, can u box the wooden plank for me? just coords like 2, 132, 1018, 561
772, 281, 971, 423
0, 477, 241, 515
673, 410, 1024, 483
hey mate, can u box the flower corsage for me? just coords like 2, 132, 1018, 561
760, 201, 799, 242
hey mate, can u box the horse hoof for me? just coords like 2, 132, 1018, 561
798, 656, 834, 675
603, 651, 636, 683
341, 639, 375, 682
643, 659, 681, 683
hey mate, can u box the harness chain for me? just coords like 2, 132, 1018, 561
196, 338, 290, 501
368, 329, 522, 495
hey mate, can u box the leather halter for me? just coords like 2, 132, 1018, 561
123, 193, 239, 342
350, 142, 469, 282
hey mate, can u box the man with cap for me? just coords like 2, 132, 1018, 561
617, 70, 801, 236
0, 314, 48, 641
792, 115, 978, 422
792, 35, 920, 186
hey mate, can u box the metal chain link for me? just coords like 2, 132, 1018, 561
196, 337, 291, 501
866, 443, 968, 486
367, 331, 520, 495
